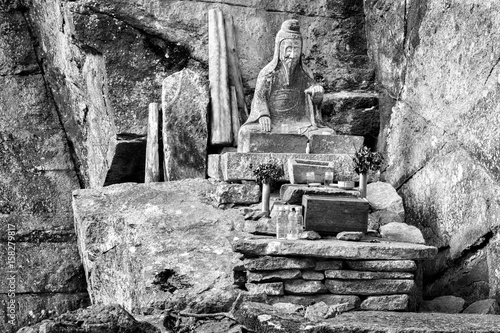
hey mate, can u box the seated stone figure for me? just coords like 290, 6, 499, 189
238, 19, 333, 152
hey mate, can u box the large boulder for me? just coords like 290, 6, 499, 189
72, 180, 244, 314
365, 0, 500, 302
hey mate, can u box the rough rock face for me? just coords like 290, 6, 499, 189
0, 3, 88, 332
16, 304, 159, 333
365, 0, 500, 303
72, 180, 244, 314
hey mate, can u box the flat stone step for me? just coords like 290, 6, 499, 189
235, 302, 500, 333
208, 152, 358, 182
231, 236, 437, 260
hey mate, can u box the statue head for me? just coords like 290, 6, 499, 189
276, 20, 302, 69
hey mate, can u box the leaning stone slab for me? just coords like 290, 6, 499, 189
463, 299, 500, 314
325, 270, 414, 280
162, 69, 209, 180
243, 256, 316, 271
214, 182, 260, 204
247, 269, 301, 282
360, 295, 409, 311
267, 295, 360, 308
246, 282, 284, 296
280, 184, 358, 204
302, 271, 325, 281
309, 134, 363, 154
284, 280, 327, 295
346, 260, 417, 272
239, 132, 308, 153
235, 302, 500, 333
232, 237, 437, 260
325, 279, 415, 295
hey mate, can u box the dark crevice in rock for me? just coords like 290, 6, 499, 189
153, 269, 192, 293
11, 230, 77, 243
104, 135, 146, 186
21, 11, 86, 189
484, 55, 500, 85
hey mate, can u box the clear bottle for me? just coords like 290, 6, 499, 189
296, 207, 304, 233
276, 206, 287, 239
287, 208, 299, 240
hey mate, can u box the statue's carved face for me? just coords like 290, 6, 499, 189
279, 38, 301, 69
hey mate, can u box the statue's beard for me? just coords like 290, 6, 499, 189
282, 58, 299, 86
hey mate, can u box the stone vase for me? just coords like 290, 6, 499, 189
262, 182, 271, 215
359, 173, 368, 198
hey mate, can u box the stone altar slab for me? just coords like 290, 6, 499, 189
309, 134, 364, 154
238, 132, 309, 153
207, 152, 357, 182
232, 236, 438, 260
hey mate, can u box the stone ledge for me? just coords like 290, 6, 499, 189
208, 152, 357, 182
232, 236, 437, 260
236, 302, 500, 332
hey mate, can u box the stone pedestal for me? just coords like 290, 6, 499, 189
231, 236, 437, 312
207, 152, 357, 182
238, 132, 309, 153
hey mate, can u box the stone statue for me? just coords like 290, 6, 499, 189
238, 19, 333, 150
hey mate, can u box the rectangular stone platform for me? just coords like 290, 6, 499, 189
208, 152, 358, 182
238, 132, 308, 153
233, 236, 437, 313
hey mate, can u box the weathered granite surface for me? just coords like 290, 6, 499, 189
162, 68, 209, 180
346, 260, 417, 272
72, 180, 244, 313
236, 302, 500, 333
214, 182, 260, 205
360, 295, 409, 311
232, 236, 437, 260
284, 280, 327, 295
365, 0, 500, 302
324, 270, 413, 280
246, 283, 283, 296
244, 256, 316, 271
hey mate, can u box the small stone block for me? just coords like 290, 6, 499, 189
247, 269, 302, 282
287, 158, 364, 184
315, 261, 343, 271
309, 134, 363, 154
240, 132, 309, 153
336, 231, 364, 241
420, 295, 465, 314
246, 282, 284, 296
324, 270, 414, 280
380, 222, 426, 244
463, 299, 500, 314
360, 295, 409, 311
215, 183, 260, 204
244, 256, 316, 271
267, 295, 361, 310
284, 280, 328, 295
304, 301, 343, 321
346, 260, 417, 272
207, 154, 222, 180
299, 230, 322, 240
302, 271, 325, 281
325, 279, 415, 295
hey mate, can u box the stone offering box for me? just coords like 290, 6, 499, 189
302, 195, 369, 234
